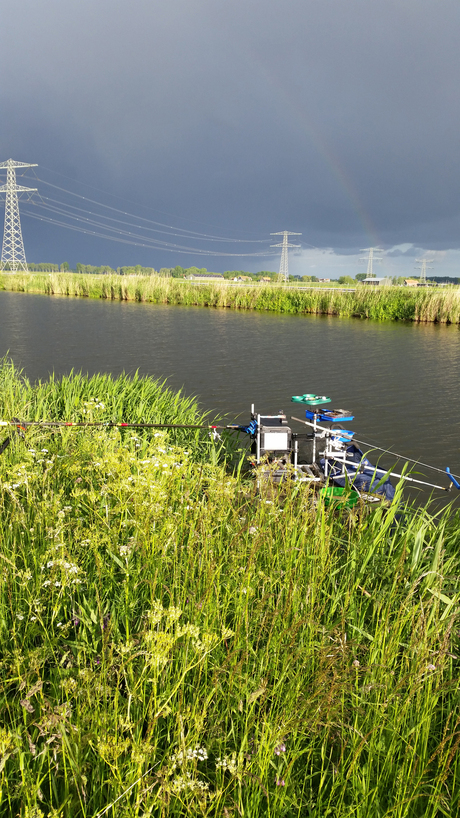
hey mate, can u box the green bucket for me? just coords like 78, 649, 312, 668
320, 486, 360, 509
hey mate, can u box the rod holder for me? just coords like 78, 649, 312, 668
446, 468, 460, 490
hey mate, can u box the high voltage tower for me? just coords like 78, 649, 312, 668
415, 257, 434, 284
270, 231, 301, 282
0, 159, 37, 273
359, 247, 383, 278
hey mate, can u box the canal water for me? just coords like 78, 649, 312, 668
1, 290, 459, 503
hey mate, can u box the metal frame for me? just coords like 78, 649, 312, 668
270, 231, 301, 282
0, 159, 37, 273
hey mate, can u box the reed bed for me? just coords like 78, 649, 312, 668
0, 358, 459, 816
2, 272, 460, 323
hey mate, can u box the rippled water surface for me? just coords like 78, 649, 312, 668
1, 290, 459, 501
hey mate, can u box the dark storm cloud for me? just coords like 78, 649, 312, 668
1, 0, 460, 269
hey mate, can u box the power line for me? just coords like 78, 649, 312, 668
31, 194, 270, 244
25, 173, 269, 244
21, 208, 276, 258
33, 163, 267, 236
12, 164, 280, 261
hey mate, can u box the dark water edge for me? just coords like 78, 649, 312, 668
1, 290, 459, 507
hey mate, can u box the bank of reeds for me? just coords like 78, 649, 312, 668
1, 358, 460, 816
2, 272, 460, 323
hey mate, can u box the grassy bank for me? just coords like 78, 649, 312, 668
1, 359, 460, 816
2, 272, 460, 323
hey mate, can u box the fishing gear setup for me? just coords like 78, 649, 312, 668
1, 394, 459, 503
235, 393, 460, 502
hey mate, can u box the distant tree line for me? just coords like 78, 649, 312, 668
22, 264, 460, 285
73, 265, 280, 281
429, 276, 460, 284
27, 263, 60, 272
75, 264, 159, 276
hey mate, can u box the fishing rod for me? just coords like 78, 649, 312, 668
0, 420, 228, 430
348, 435, 460, 480
0, 418, 253, 457
291, 416, 460, 492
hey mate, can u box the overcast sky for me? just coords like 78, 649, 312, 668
2, 0, 460, 275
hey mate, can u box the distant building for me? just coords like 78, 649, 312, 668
259, 276, 272, 282
362, 277, 391, 286
404, 279, 419, 287
188, 273, 224, 281
318, 278, 330, 283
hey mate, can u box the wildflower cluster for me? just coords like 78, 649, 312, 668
81, 399, 105, 414
216, 752, 241, 777
40, 557, 84, 589
167, 772, 211, 797
170, 746, 208, 771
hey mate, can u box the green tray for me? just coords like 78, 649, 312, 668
320, 486, 360, 508
291, 393, 331, 406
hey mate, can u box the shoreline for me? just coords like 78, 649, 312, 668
2, 271, 460, 323
1, 361, 459, 815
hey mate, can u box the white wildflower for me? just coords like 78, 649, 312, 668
170, 746, 208, 769
216, 753, 238, 775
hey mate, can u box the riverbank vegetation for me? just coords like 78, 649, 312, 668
1, 358, 460, 816
2, 271, 460, 323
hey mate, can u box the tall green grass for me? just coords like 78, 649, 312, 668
0, 359, 459, 816
2, 272, 460, 323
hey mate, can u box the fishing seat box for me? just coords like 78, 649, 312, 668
258, 416, 292, 458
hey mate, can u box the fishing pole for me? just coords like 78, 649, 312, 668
291, 416, 460, 491
0, 418, 252, 457
348, 435, 460, 480
0, 420, 228, 429
324, 457, 450, 492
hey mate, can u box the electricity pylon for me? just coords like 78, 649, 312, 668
359, 247, 383, 278
271, 231, 301, 282
415, 258, 434, 285
0, 159, 37, 273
